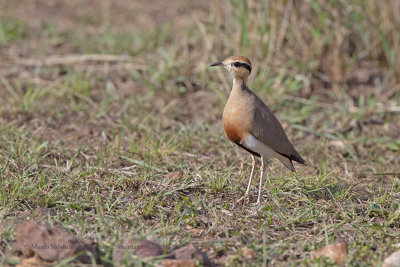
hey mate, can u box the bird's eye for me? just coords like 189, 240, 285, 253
233, 62, 241, 68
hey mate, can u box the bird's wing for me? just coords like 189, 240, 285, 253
250, 93, 305, 164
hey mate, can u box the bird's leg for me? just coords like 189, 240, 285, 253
245, 155, 256, 195
235, 155, 256, 204
257, 156, 265, 204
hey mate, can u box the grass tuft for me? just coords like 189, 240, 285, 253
0, 0, 399, 266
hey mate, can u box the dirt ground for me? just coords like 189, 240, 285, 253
1, 0, 400, 266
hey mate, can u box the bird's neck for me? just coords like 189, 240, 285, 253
232, 78, 247, 94
232, 78, 246, 90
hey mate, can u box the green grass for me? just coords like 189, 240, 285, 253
0, 16, 26, 44
0, 0, 400, 266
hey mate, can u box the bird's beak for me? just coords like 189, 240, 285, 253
209, 61, 223, 67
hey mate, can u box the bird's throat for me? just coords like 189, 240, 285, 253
233, 78, 246, 89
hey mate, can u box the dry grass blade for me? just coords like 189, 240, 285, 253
13, 54, 132, 67
0, 0, 399, 266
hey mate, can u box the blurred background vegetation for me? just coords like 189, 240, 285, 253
0, 0, 399, 265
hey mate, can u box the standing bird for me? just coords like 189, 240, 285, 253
210, 56, 305, 203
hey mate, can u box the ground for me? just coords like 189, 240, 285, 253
0, 0, 400, 266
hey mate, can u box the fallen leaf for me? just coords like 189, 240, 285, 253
329, 140, 346, 150
314, 242, 347, 265
16, 256, 52, 267
241, 247, 257, 261
383, 250, 400, 267
171, 244, 213, 266
15, 220, 98, 263
163, 171, 183, 180
161, 259, 196, 267
113, 238, 163, 263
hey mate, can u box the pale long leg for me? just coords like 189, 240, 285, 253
245, 155, 256, 195
257, 156, 265, 203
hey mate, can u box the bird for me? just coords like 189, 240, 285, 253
210, 56, 305, 203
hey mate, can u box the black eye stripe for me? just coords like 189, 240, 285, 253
241, 63, 252, 73
232, 62, 252, 73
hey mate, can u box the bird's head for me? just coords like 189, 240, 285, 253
210, 56, 252, 81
